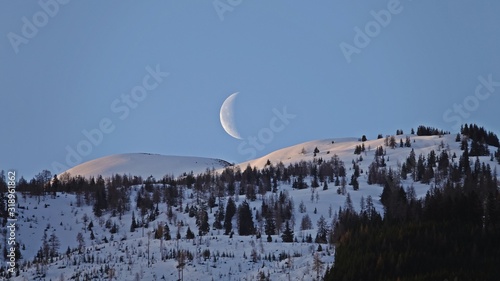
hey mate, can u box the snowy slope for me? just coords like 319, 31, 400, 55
236, 137, 359, 170
63, 153, 231, 179
6, 133, 500, 281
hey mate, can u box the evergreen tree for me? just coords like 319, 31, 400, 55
130, 211, 137, 232
315, 215, 329, 244
350, 175, 359, 191
163, 223, 171, 240
300, 214, 313, 230
185, 226, 195, 239
213, 203, 225, 230
264, 215, 276, 235
461, 139, 468, 151
281, 221, 294, 243
196, 208, 210, 236
237, 201, 255, 236
224, 197, 236, 235
405, 136, 412, 147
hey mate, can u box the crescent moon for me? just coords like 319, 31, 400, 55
220, 92, 243, 140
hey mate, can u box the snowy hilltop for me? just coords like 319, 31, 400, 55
2, 124, 500, 280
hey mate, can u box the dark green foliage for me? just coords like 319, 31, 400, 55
213, 203, 225, 230
416, 125, 449, 136
267, 234, 272, 242
237, 200, 255, 236
311, 176, 320, 188
264, 215, 276, 236
281, 221, 294, 242
350, 175, 359, 190
461, 123, 500, 147
224, 197, 236, 235
404, 136, 411, 147
325, 154, 500, 281
185, 226, 195, 239
354, 144, 365, 155
163, 223, 171, 240
469, 139, 490, 156
292, 175, 308, 189
130, 211, 138, 232
315, 215, 328, 244
196, 208, 210, 236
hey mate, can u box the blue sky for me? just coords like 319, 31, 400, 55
1, 0, 499, 179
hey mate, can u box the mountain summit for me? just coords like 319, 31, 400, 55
63, 153, 231, 179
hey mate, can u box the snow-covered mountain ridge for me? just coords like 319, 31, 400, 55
63, 153, 231, 179
4, 130, 500, 280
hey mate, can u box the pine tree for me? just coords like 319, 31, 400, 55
300, 214, 313, 230
196, 208, 210, 236
264, 215, 276, 235
405, 136, 412, 147
130, 211, 138, 232
461, 139, 468, 151
237, 201, 255, 236
315, 215, 329, 244
281, 221, 294, 243
163, 223, 171, 240
350, 175, 359, 191
213, 203, 225, 230
186, 226, 195, 239
224, 197, 236, 235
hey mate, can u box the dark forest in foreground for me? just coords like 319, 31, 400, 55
325, 125, 500, 281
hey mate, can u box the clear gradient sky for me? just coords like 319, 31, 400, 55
1, 0, 499, 179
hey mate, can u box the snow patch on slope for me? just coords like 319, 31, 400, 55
64, 153, 230, 179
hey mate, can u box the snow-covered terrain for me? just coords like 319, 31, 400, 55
5, 133, 500, 280
63, 153, 231, 179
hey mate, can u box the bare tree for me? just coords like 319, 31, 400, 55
76, 232, 85, 252
49, 232, 60, 257
312, 252, 324, 279
177, 249, 186, 281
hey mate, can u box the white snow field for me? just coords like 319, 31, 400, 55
63, 153, 231, 179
